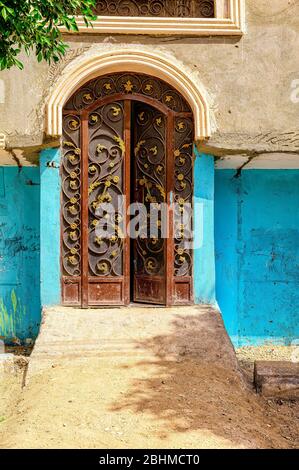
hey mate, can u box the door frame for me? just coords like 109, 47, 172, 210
61, 92, 194, 307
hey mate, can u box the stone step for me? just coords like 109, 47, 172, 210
254, 361, 299, 400
26, 305, 243, 384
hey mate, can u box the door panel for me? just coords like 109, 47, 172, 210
132, 102, 167, 305
61, 114, 82, 305
86, 101, 128, 305
173, 116, 194, 304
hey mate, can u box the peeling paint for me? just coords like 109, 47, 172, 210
0, 167, 41, 342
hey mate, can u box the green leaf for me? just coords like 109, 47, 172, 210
1, 7, 7, 20
0, 0, 96, 70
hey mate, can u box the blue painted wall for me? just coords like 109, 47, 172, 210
1, 158, 299, 347
40, 148, 61, 307
0, 166, 40, 341
194, 151, 216, 304
215, 169, 299, 346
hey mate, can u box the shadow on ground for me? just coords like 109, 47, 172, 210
109, 312, 298, 448
0, 307, 298, 449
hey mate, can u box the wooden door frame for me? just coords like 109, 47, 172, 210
61, 93, 194, 307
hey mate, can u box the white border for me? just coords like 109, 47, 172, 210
60, 1, 245, 36
45, 47, 213, 140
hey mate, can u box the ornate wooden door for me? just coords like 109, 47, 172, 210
132, 102, 167, 304
61, 72, 194, 307
61, 100, 130, 306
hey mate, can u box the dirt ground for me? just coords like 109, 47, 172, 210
0, 349, 298, 449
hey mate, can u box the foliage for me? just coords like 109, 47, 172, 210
0, 0, 96, 70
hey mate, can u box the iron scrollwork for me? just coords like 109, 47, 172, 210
64, 72, 191, 114
95, 0, 215, 18
174, 116, 194, 277
133, 102, 166, 277
61, 115, 82, 277
88, 102, 125, 277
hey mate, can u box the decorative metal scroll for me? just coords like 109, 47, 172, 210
88, 101, 125, 277
64, 72, 191, 114
133, 102, 166, 277
95, 0, 215, 17
62, 72, 194, 306
61, 115, 82, 277
173, 116, 194, 277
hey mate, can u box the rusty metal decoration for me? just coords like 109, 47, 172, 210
64, 72, 191, 114
61, 114, 82, 304
88, 102, 125, 279
94, 0, 215, 17
62, 72, 194, 307
174, 117, 194, 278
133, 102, 167, 304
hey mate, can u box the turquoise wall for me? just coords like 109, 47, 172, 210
40, 149, 61, 307
1, 158, 298, 347
0, 166, 40, 341
194, 151, 216, 304
215, 169, 299, 346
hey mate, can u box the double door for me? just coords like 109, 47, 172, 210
61, 97, 194, 306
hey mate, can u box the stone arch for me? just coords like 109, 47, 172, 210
45, 46, 213, 141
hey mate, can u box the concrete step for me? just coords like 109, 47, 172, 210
26, 305, 244, 383
254, 361, 299, 400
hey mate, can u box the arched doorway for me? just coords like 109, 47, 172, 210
61, 72, 194, 307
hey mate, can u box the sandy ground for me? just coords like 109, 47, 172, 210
0, 308, 298, 449
0, 353, 298, 449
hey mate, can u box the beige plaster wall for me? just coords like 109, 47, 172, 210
0, 0, 298, 165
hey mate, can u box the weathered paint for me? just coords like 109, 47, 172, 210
194, 151, 216, 304
40, 148, 61, 307
1, 157, 299, 347
0, 166, 40, 341
215, 169, 299, 346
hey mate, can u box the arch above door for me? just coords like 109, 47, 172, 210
45, 47, 213, 141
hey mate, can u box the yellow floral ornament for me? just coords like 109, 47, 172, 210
68, 256, 78, 266
70, 119, 79, 129
83, 93, 92, 101
97, 144, 106, 154
124, 80, 134, 93
111, 106, 121, 116
150, 146, 158, 156
165, 95, 173, 103
113, 136, 125, 156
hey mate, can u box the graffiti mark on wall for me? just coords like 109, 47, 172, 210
0, 289, 26, 342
